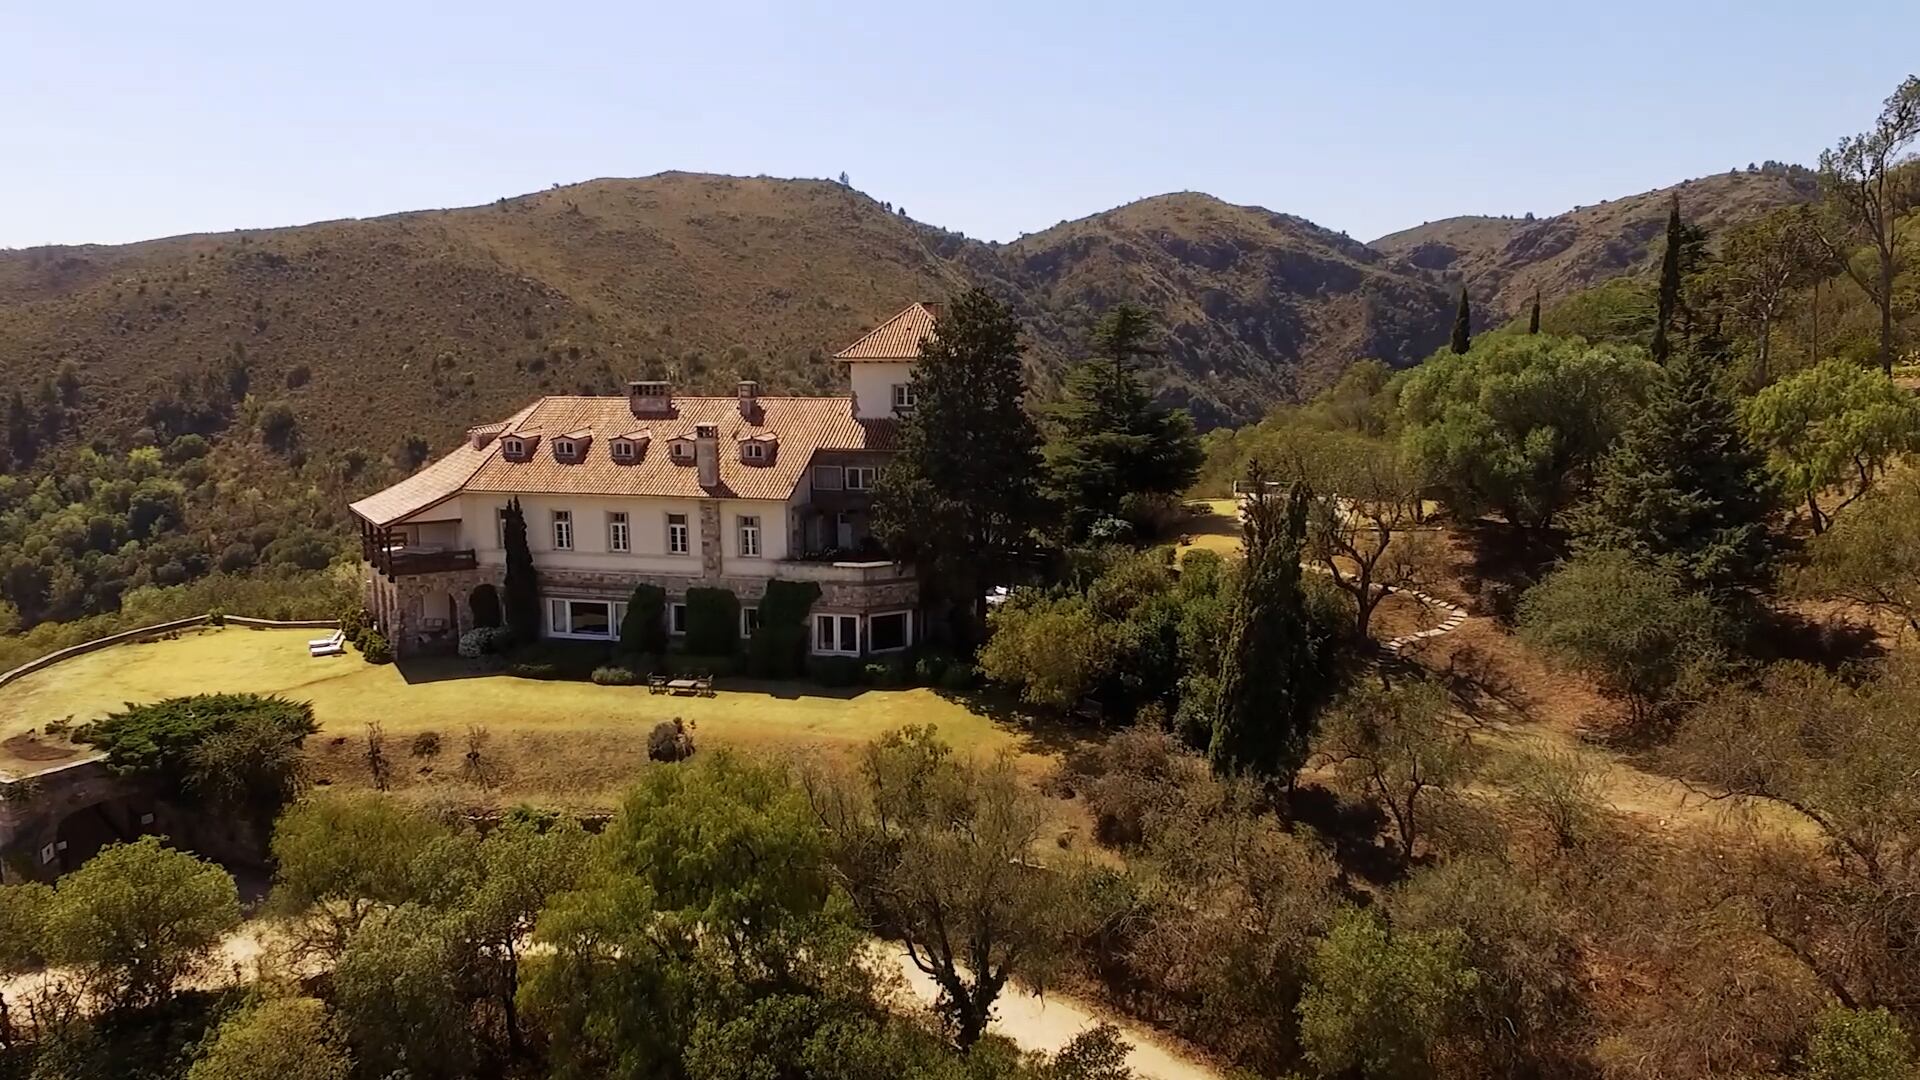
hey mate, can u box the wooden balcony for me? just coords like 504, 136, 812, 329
379, 548, 478, 577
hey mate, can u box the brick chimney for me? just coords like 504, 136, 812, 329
736, 379, 759, 419
695, 424, 720, 488
629, 380, 672, 417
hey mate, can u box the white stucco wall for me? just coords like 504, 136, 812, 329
848, 361, 915, 420
449, 492, 793, 575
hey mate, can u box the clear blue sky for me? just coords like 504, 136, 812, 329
5, 1, 1916, 249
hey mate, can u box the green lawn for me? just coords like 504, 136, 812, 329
0, 627, 1073, 804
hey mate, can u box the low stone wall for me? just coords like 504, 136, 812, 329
0, 614, 342, 692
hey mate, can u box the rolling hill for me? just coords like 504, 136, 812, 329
0, 168, 1818, 458
1372, 168, 1820, 319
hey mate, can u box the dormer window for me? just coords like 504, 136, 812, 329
502, 437, 526, 459
742, 441, 766, 462
670, 439, 695, 463
553, 438, 577, 460
611, 440, 636, 462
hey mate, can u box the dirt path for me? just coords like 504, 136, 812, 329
885, 948, 1223, 1080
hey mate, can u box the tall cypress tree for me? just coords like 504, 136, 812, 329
1573, 348, 1778, 599
1045, 304, 1203, 539
1209, 465, 1322, 785
1651, 198, 1685, 363
1449, 289, 1472, 354
501, 497, 541, 638
872, 289, 1048, 647
1527, 290, 1541, 335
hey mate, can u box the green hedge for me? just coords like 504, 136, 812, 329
748, 580, 820, 678
685, 587, 739, 656
622, 584, 667, 655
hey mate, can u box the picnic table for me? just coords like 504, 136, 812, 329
652, 675, 715, 697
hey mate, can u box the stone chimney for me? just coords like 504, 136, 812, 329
694, 424, 719, 488
736, 379, 759, 419
629, 380, 672, 417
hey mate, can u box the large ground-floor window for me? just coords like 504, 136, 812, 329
547, 596, 627, 640
813, 613, 860, 656
869, 610, 912, 653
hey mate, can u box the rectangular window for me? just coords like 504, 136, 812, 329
741, 606, 761, 638
738, 515, 761, 558
667, 513, 690, 555
670, 602, 689, 636
813, 465, 844, 491
611, 440, 635, 461
845, 466, 877, 491
743, 441, 766, 461
813, 613, 860, 655
892, 383, 915, 410
552, 510, 573, 551
608, 512, 630, 553
496, 507, 508, 548
548, 597, 617, 639
870, 610, 911, 652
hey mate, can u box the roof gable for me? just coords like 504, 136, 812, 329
833, 301, 943, 361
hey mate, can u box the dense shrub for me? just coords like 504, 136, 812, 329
409, 731, 442, 757
457, 626, 508, 659
646, 718, 696, 762
621, 583, 667, 655
591, 665, 637, 686
684, 586, 739, 656
936, 661, 977, 692
354, 629, 392, 665
80, 693, 318, 813
748, 580, 820, 678
506, 640, 608, 681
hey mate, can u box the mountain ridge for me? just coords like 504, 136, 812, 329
0, 168, 1812, 457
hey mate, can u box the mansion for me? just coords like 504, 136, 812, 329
348, 302, 937, 659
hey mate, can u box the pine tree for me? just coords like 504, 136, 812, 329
501, 498, 540, 638
1651, 198, 1684, 363
1045, 304, 1203, 539
1573, 349, 1778, 598
5, 391, 35, 468
1449, 289, 1472, 354
872, 289, 1048, 647
1527, 290, 1541, 335
1209, 466, 1323, 785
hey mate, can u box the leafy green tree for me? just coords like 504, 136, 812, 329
1298, 908, 1479, 1080
1278, 430, 1438, 639
806, 727, 1083, 1050
526, 752, 856, 1078
1652, 198, 1685, 363
1450, 288, 1471, 354
1713, 205, 1829, 379
1799, 471, 1920, 632
1574, 349, 1779, 597
187, 997, 354, 1080
1044, 304, 1202, 539
977, 593, 1115, 709
1397, 334, 1657, 527
333, 904, 477, 1079
501, 497, 539, 638
40, 837, 240, 1012
1742, 359, 1920, 531
1815, 76, 1920, 375
1802, 1006, 1915, 1080
268, 792, 450, 958
1209, 467, 1325, 784
1314, 677, 1477, 862
872, 289, 1048, 647
1518, 550, 1725, 728
465, 816, 589, 1056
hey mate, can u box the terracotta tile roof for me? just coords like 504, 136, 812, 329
833, 301, 943, 361
350, 395, 898, 524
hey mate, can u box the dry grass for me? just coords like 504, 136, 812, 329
0, 627, 1074, 806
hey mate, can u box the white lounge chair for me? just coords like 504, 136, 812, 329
308, 629, 346, 658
